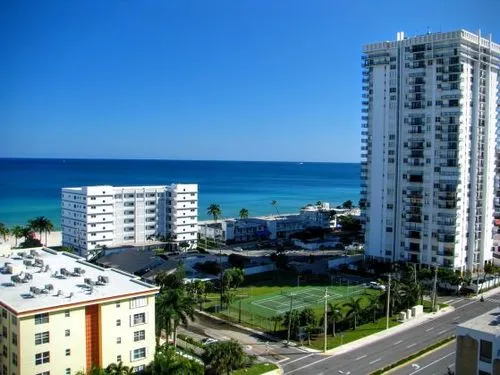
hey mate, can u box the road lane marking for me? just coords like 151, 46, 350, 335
443, 299, 454, 304
408, 351, 455, 375
437, 329, 447, 335
425, 327, 434, 332
393, 340, 403, 345
355, 354, 367, 360
407, 343, 417, 348
286, 355, 332, 374
369, 358, 381, 365
281, 353, 314, 366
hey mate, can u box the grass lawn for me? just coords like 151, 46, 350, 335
308, 315, 400, 350
232, 362, 279, 375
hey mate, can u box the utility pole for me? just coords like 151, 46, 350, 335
324, 288, 328, 353
286, 294, 294, 347
386, 274, 391, 330
413, 263, 417, 284
432, 265, 438, 312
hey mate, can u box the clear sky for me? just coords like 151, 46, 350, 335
1, 0, 498, 162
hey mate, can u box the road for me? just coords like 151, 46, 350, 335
389, 341, 455, 375
279, 292, 500, 374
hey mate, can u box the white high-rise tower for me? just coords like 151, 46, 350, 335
360, 30, 500, 272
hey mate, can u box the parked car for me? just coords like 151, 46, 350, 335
202, 338, 218, 345
369, 281, 386, 291
233, 247, 243, 252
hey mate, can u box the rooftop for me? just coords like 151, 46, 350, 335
0, 247, 159, 315
458, 307, 500, 338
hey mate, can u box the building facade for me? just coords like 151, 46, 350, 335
361, 30, 500, 272
456, 307, 500, 375
0, 248, 159, 375
61, 184, 198, 257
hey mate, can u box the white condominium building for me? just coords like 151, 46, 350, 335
61, 184, 198, 257
0, 247, 159, 375
361, 30, 499, 272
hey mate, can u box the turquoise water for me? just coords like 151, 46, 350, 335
0, 158, 361, 229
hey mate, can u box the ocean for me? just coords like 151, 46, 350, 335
0, 158, 361, 229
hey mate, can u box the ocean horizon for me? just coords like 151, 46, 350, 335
0, 158, 361, 229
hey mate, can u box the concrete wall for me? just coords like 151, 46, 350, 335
243, 264, 276, 275
456, 335, 478, 375
328, 255, 364, 269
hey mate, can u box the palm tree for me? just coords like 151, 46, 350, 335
152, 344, 204, 375
344, 296, 364, 330
0, 223, 9, 242
239, 208, 249, 219
299, 308, 317, 345
364, 293, 382, 323
282, 309, 300, 339
202, 340, 247, 375
270, 315, 283, 333
155, 288, 195, 348
328, 302, 343, 337
207, 204, 222, 222
10, 225, 24, 247
28, 216, 54, 245
106, 361, 133, 375
271, 200, 280, 217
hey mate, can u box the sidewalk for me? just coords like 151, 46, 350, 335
322, 305, 455, 356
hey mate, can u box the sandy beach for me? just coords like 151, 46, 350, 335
6, 231, 62, 248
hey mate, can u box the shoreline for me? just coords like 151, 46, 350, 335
5, 231, 62, 248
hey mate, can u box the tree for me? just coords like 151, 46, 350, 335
155, 288, 195, 347
179, 241, 190, 252
207, 204, 222, 222
299, 307, 317, 345
106, 361, 133, 375
282, 309, 300, 339
271, 200, 280, 217
337, 215, 361, 232
156, 267, 185, 292
327, 303, 343, 337
344, 296, 364, 330
150, 344, 203, 375
239, 208, 249, 219
342, 200, 353, 209
0, 223, 9, 241
316, 201, 323, 207
364, 293, 382, 323
223, 267, 245, 290
28, 216, 54, 245
202, 340, 247, 375
10, 225, 25, 247
270, 315, 283, 333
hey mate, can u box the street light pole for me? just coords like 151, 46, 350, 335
286, 294, 294, 347
432, 265, 438, 312
324, 288, 328, 353
386, 273, 391, 330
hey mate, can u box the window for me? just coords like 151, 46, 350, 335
13, 352, 18, 366
132, 313, 146, 326
134, 330, 145, 342
65, 329, 70, 337
480, 339, 492, 363
11, 316, 17, 326
36, 372, 50, 375
130, 297, 148, 309
2, 345, 7, 357
35, 313, 49, 325
132, 347, 146, 361
35, 332, 50, 345
117, 355, 122, 362
117, 337, 122, 344
35, 351, 50, 365
116, 319, 121, 327
2, 326, 6, 338
64, 310, 70, 317
116, 301, 121, 308
65, 369, 71, 375
65, 349, 71, 356
12, 333, 17, 346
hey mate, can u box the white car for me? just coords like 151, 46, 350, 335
202, 338, 218, 345
369, 281, 386, 291
233, 247, 243, 252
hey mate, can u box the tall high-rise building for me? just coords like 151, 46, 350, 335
62, 184, 198, 257
360, 30, 500, 272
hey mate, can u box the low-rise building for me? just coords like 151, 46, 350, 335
456, 307, 500, 375
0, 247, 159, 375
62, 184, 198, 257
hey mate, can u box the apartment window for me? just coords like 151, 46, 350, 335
116, 301, 121, 308
64, 310, 70, 317
12, 332, 17, 346
35, 313, 49, 325
65, 349, 71, 356
65, 329, 70, 337
35, 351, 50, 365
134, 330, 145, 342
117, 337, 122, 344
117, 355, 122, 362
480, 339, 492, 363
11, 316, 17, 326
35, 332, 50, 345
116, 319, 121, 327
132, 313, 146, 326
130, 297, 148, 309
12, 352, 17, 366
65, 369, 71, 375
35, 372, 50, 375
2, 326, 6, 338
2, 345, 6, 357
1, 309, 6, 319
132, 347, 146, 361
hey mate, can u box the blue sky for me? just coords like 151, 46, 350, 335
1, 0, 498, 162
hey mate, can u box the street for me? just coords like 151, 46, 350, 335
389, 341, 455, 375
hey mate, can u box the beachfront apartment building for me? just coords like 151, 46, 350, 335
455, 307, 500, 375
0, 247, 159, 375
360, 30, 500, 272
61, 184, 198, 257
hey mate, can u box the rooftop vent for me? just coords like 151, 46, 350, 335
97, 275, 109, 285
60, 268, 70, 276
30, 250, 40, 257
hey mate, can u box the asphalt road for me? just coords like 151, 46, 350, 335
279, 292, 500, 374
389, 341, 456, 375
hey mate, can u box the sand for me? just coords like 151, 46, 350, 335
6, 231, 62, 248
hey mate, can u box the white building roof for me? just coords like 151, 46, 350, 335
0, 248, 159, 315
457, 307, 500, 339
